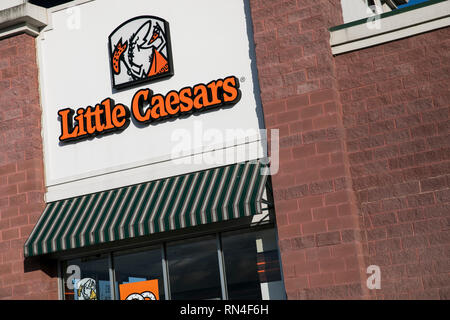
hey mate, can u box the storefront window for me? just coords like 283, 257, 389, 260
61, 227, 285, 300
62, 254, 112, 300
222, 228, 285, 300
166, 236, 222, 300
114, 247, 165, 300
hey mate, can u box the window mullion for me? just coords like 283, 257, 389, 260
161, 244, 171, 300
108, 252, 117, 300
216, 233, 228, 300
57, 260, 64, 300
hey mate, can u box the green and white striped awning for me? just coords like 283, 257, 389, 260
24, 160, 268, 257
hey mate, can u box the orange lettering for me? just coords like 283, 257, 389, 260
112, 104, 128, 128
150, 95, 167, 119
222, 76, 239, 103
102, 98, 115, 130
165, 91, 180, 115
179, 87, 193, 112
132, 89, 152, 123
84, 106, 96, 135
75, 109, 87, 136
93, 104, 105, 133
193, 84, 209, 110
58, 76, 241, 143
58, 109, 79, 141
207, 80, 223, 106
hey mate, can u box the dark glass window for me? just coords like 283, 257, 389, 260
62, 254, 111, 300
113, 247, 165, 300
61, 227, 285, 300
222, 228, 284, 300
166, 236, 222, 300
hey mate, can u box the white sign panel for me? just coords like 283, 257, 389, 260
38, 0, 265, 201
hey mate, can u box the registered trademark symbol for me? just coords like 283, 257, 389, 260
240, 76, 246, 83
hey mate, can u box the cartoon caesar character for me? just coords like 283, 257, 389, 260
112, 19, 169, 81
76, 278, 97, 300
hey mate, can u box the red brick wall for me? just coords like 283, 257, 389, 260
250, 0, 449, 299
249, 0, 370, 299
1, 2, 447, 301
0, 33, 58, 299
336, 28, 450, 299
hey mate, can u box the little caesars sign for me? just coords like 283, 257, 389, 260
57, 16, 241, 143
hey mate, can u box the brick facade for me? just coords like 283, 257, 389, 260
249, 0, 370, 299
250, 0, 449, 299
0, 0, 448, 300
0, 33, 58, 299
336, 28, 450, 299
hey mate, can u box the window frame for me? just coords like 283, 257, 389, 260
58, 223, 285, 300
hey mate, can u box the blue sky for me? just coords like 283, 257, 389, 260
398, 0, 431, 9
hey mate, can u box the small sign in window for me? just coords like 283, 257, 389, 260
119, 279, 160, 300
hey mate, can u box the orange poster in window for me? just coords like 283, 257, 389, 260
119, 279, 159, 300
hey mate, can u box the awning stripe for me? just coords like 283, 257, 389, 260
60, 195, 87, 251
169, 174, 189, 230
233, 162, 251, 219
178, 172, 199, 229
202, 169, 217, 224
106, 185, 133, 242
148, 178, 171, 234
119, 183, 144, 240
127, 182, 152, 239
71, 192, 98, 249
208, 168, 222, 224
226, 163, 244, 220
38, 200, 66, 255
24, 160, 268, 257
220, 164, 239, 221
50, 199, 74, 252
210, 167, 224, 223
28, 202, 57, 256
195, 171, 208, 225
79, 191, 107, 247
107, 186, 132, 242
50, 198, 76, 253
100, 188, 126, 243
158, 176, 180, 233
214, 165, 231, 223
243, 162, 259, 217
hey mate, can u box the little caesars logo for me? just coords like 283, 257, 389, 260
57, 16, 241, 143
109, 16, 173, 89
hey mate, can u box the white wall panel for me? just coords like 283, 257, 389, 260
37, 0, 265, 201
